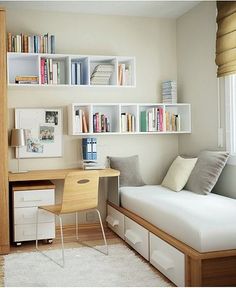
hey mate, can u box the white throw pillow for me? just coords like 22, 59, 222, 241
161, 156, 197, 192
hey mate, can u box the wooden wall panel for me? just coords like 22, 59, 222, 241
0, 8, 9, 255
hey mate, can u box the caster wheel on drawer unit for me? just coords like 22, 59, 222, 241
43, 239, 53, 244
15, 242, 22, 247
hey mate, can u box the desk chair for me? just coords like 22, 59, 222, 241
36, 170, 108, 267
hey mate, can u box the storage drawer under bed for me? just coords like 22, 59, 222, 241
150, 232, 185, 286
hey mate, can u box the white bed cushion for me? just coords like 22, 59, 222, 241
120, 185, 236, 252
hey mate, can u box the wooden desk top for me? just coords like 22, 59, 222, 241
8, 168, 120, 182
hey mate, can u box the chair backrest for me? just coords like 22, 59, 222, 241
60, 170, 99, 214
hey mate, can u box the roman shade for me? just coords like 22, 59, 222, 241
216, 1, 236, 77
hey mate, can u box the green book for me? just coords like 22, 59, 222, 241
140, 111, 147, 132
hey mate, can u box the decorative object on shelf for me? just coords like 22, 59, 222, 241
10, 128, 27, 173
7, 32, 55, 54
162, 80, 177, 103
15, 108, 62, 158
90, 64, 114, 85
7, 53, 135, 87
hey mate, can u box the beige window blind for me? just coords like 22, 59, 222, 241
216, 1, 236, 77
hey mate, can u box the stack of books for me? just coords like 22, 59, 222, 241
75, 109, 88, 133
8, 33, 55, 54
140, 108, 164, 132
82, 138, 105, 169
15, 75, 39, 84
93, 113, 110, 133
90, 64, 114, 85
41, 58, 61, 85
165, 112, 181, 132
121, 113, 135, 132
118, 64, 132, 86
162, 80, 177, 103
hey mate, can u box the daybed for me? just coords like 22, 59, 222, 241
106, 184, 236, 287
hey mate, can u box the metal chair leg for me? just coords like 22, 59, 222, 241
75, 212, 79, 240
36, 213, 65, 268
35, 207, 39, 249
96, 209, 108, 255
59, 215, 65, 267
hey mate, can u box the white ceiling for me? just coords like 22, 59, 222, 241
0, 1, 200, 19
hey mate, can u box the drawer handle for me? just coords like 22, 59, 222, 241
23, 197, 42, 202
106, 215, 119, 227
125, 229, 141, 245
151, 250, 174, 271
23, 214, 35, 219
23, 231, 43, 236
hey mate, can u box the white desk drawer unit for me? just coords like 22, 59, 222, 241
124, 216, 149, 260
150, 233, 185, 287
14, 222, 55, 242
106, 205, 125, 239
12, 181, 55, 244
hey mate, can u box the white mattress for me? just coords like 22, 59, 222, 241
120, 185, 236, 252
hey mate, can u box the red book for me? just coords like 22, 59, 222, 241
41, 58, 45, 84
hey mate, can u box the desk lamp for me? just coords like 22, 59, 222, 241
10, 128, 27, 173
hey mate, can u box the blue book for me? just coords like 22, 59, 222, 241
92, 138, 97, 160
82, 138, 92, 160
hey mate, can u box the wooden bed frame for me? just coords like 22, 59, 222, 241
108, 201, 236, 287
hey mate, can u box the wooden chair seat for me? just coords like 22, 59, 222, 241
39, 204, 62, 215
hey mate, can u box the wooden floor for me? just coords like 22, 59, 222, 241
0, 224, 173, 287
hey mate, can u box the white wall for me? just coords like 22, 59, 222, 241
176, 1, 236, 198
177, 1, 218, 156
7, 9, 179, 223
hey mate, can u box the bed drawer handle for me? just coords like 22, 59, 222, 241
151, 250, 174, 271
106, 215, 119, 227
125, 229, 141, 245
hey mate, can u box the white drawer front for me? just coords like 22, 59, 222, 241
14, 207, 55, 225
150, 233, 185, 287
124, 216, 149, 260
106, 205, 125, 239
14, 222, 55, 242
14, 189, 55, 207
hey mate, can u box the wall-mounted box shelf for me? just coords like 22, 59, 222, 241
68, 103, 191, 136
7, 52, 136, 88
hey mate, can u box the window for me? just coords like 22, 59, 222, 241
224, 74, 236, 164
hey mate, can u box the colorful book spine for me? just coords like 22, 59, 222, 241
7, 33, 56, 53
140, 111, 147, 132
92, 138, 97, 160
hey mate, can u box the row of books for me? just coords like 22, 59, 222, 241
140, 108, 164, 132
121, 113, 135, 132
75, 109, 88, 133
15, 75, 38, 84
8, 33, 55, 54
90, 64, 114, 85
166, 112, 181, 132
82, 138, 97, 161
71, 62, 82, 85
40, 58, 61, 85
118, 64, 132, 86
93, 113, 111, 133
162, 80, 177, 103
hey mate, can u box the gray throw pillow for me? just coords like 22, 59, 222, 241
108, 155, 145, 187
185, 151, 229, 195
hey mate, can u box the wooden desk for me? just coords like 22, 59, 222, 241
9, 168, 120, 182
